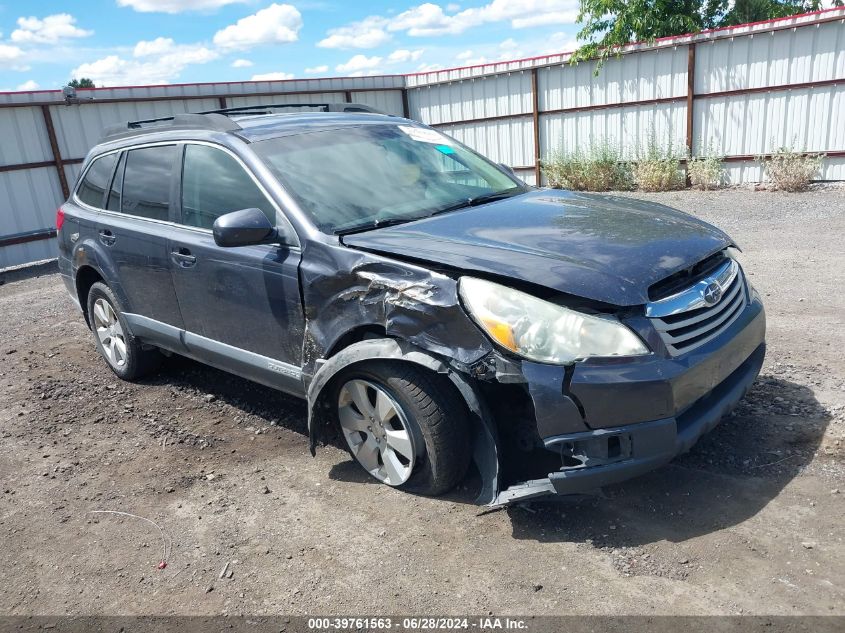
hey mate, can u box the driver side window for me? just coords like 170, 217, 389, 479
180, 144, 276, 230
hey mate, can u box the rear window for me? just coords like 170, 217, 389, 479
76, 153, 118, 209
121, 145, 177, 221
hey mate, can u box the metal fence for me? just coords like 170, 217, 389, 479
1, 8, 843, 268
407, 7, 845, 187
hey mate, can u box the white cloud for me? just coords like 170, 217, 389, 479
452, 33, 577, 68
71, 38, 218, 87
71, 55, 169, 86
317, 15, 391, 49
385, 0, 579, 37
0, 44, 24, 64
511, 12, 574, 28
133, 37, 176, 57
389, 3, 457, 36
346, 70, 384, 77
11, 13, 93, 44
213, 3, 302, 50
133, 37, 218, 64
335, 54, 382, 74
250, 71, 295, 81
16, 80, 40, 91
117, 0, 246, 13
387, 49, 423, 63
304, 65, 329, 74
459, 55, 488, 65
416, 62, 443, 72
319, 1, 576, 49
231, 58, 253, 68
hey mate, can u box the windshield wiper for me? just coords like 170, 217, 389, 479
424, 186, 527, 219
335, 187, 527, 236
466, 186, 526, 206
335, 216, 422, 236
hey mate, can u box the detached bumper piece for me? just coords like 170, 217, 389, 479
490, 342, 765, 506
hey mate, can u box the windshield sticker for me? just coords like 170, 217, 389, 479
435, 144, 455, 155
399, 125, 451, 145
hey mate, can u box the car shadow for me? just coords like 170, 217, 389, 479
146, 357, 829, 543
149, 353, 309, 434
507, 375, 831, 546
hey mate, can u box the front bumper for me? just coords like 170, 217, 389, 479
492, 292, 766, 506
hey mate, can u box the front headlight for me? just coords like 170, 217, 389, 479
459, 277, 650, 364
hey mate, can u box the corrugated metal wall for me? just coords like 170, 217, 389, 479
407, 8, 845, 187
693, 18, 845, 181
1, 9, 843, 268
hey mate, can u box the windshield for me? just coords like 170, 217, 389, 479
253, 123, 524, 234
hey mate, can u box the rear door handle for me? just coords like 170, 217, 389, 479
98, 229, 116, 246
171, 247, 197, 267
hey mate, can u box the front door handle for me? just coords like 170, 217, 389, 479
171, 247, 197, 267
98, 229, 116, 246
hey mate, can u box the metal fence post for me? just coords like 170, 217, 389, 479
41, 105, 69, 200
686, 43, 696, 185
531, 68, 541, 185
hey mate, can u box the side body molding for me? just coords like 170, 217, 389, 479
122, 313, 305, 396
305, 338, 500, 505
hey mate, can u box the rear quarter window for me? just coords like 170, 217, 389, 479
76, 153, 118, 209
121, 145, 177, 221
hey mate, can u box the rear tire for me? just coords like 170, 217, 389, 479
86, 282, 162, 380
333, 360, 470, 496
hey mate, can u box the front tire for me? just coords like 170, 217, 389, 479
334, 361, 470, 496
86, 282, 162, 380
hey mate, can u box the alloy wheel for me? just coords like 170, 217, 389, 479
337, 379, 416, 486
92, 297, 127, 368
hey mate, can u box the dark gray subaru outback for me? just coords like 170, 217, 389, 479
57, 104, 766, 506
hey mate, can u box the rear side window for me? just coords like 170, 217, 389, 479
181, 144, 276, 230
76, 153, 118, 208
121, 145, 177, 221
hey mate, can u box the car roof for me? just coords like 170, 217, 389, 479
231, 111, 406, 142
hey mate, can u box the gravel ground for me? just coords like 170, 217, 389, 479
0, 188, 843, 617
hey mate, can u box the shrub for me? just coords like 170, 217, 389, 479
758, 148, 824, 192
632, 138, 684, 192
687, 153, 724, 190
541, 141, 632, 191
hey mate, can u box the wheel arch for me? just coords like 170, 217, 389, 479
306, 337, 500, 504
75, 265, 105, 328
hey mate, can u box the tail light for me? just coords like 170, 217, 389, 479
56, 207, 65, 231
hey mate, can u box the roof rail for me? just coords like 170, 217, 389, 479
200, 102, 386, 116
99, 103, 387, 143
100, 112, 242, 142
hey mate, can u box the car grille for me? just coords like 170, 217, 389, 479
648, 260, 747, 356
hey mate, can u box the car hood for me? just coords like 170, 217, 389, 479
342, 189, 733, 306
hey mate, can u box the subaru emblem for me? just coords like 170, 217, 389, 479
703, 282, 723, 306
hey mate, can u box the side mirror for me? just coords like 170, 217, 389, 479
213, 208, 281, 247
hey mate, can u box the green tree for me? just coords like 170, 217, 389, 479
572, 0, 824, 69
68, 77, 96, 89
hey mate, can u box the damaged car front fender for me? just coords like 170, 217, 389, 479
305, 337, 501, 505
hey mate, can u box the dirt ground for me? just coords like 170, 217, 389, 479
0, 188, 843, 617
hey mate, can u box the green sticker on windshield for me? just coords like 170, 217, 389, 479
435, 144, 455, 155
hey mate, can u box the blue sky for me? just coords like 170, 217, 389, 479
0, 1, 583, 91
